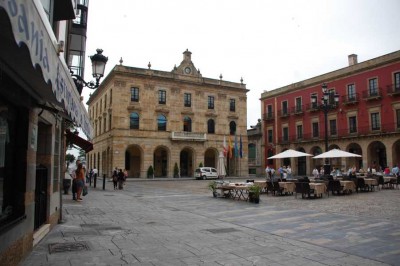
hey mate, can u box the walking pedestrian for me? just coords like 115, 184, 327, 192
117, 169, 125, 190
123, 169, 128, 187
71, 159, 81, 200
75, 163, 85, 201
112, 167, 118, 190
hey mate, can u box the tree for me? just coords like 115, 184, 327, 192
78, 148, 86, 160
65, 153, 76, 170
173, 163, 180, 178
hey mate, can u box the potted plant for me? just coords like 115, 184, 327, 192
208, 181, 218, 197
147, 165, 154, 178
173, 163, 180, 178
248, 184, 261, 203
199, 162, 203, 168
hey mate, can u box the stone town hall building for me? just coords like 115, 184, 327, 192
86, 50, 249, 178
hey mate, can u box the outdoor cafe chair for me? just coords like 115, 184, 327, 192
355, 178, 368, 192
331, 180, 344, 195
390, 176, 400, 189
272, 181, 284, 196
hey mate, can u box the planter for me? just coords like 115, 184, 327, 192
212, 191, 218, 198
249, 191, 260, 204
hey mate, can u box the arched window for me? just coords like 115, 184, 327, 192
183, 116, 192, 132
157, 114, 167, 131
229, 121, 236, 135
130, 112, 139, 129
207, 119, 215, 134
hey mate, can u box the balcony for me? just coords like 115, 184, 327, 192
305, 103, 319, 112
362, 88, 382, 101
342, 93, 360, 105
263, 112, 274, 121
171, 132, 207, 141
387, 84, 400, 96
280, 122, 400, 145
278, 109, 290, 118
292, 105, 304, 115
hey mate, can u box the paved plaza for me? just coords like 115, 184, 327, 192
21, 178, 400, 265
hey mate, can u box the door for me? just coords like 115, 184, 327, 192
34, 164, 47, 230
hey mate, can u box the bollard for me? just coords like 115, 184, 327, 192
103, 174, 106, 190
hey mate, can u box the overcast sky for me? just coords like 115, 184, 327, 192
82, 0, 400, 129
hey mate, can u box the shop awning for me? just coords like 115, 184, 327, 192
66, 129, 93, 153
0, 0, 93, 138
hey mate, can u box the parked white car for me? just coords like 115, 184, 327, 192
195, 167, 218, 180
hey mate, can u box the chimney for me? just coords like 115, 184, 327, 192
348, 54, 358, 66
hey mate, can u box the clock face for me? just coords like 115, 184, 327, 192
184, 67, 191, 74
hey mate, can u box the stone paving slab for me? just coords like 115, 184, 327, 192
21, 179, 399, 265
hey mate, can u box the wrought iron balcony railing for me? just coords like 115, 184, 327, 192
341, 93, 360, 105
275, 122, 399, 145
386, 84, 400, 96
362, 88, 382, 100
263, 112, 274, 121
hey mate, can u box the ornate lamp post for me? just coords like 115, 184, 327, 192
71, 49, 108, 93
311, 83, 339, 177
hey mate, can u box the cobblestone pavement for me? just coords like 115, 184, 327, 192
21, 178, 400, 266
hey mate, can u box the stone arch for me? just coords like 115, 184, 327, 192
154, 146, 170, 177
310, 146, 323, 173
125, 144, 143, 178
180, 147, 195, 177
296, 147, 307, 176
367, 141, 387, 171
204, 148, 218, 168
328, 144, 341, 171
345, 143, 363, 170
392, 139, 400, 167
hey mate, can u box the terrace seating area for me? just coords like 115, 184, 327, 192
211, 174, 399, 203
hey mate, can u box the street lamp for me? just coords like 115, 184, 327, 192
71, 49, 108, 94
311, 83, 339, 177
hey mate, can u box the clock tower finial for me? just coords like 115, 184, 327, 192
183, 49, 192, 61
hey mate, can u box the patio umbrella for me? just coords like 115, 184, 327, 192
313, 149, 361, 159
267, 149, 312, 159
217, 151, 226, 178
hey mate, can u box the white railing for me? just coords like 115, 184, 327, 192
171, 132, 207, 141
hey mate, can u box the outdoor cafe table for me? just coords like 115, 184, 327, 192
383, 176, 397, 183
363, 178, 378, 186
309, 182, 327, 197
254, 181, 267, 192
279, 182, 296, 194
218, 184, 250, 201
340, 180, 356, 192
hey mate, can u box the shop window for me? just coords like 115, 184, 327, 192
0, 100, 28, 230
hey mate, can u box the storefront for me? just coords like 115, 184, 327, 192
0, 1, 93, 265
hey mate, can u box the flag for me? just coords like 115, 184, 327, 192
239, 134, 243, 158
228, 135, 233, 159
223, 135, 227, 157
234, 134, 238, 158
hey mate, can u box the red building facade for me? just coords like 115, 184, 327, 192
261, 51, 400, 176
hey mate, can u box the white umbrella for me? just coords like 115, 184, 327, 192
217, 151, 226, 178
268, 149, 312, 159
313, 149, 361, 159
